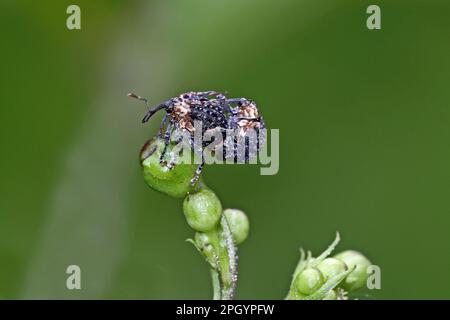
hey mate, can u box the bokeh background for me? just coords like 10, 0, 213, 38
1, 0, 450, 299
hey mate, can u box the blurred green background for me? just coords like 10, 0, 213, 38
1, 0, 450, 299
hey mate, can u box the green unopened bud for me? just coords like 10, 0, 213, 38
223, 209, 249, 245
195, 232, 212, 248
194, 232, 218, 268
183, 189, 222, 232
334, 250, 371, 292
141, 138, 199, 198
293, 268, 325, 296
322, 289, 337, 300
317, 258, 348, 281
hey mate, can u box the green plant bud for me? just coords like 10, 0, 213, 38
183, 189, 222, 232
194, 232, 219, 268
195, 232, 212, 248
322, 289, 337, 300
223, 209, 250, 245
293, 268, 325, 296
334, 250, 371, 292
317, 258, 348, 281
140, 138, 200, 198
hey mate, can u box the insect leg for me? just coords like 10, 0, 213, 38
188, 134, 205, 185
167, 133, 184, 170
197, 90, 218, 97
140, 141, 158, 162
226, 98, 247, 105
191, 159, 205, 185
157, 114, 169, 138
159, 121, 174, 164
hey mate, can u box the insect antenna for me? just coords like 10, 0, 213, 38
127, 92, 150, 104
127, 92, 166, 123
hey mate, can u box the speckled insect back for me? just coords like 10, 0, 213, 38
226, 98, 266, 163
128, 91, 265, 185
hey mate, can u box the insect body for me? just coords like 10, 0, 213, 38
128, 91, 265, 185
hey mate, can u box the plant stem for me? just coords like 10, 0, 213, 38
210, 269, 221, 300
219, 215, 238, 300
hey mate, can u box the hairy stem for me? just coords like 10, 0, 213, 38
215, 216, 237, 300
210, 269, 221, 300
